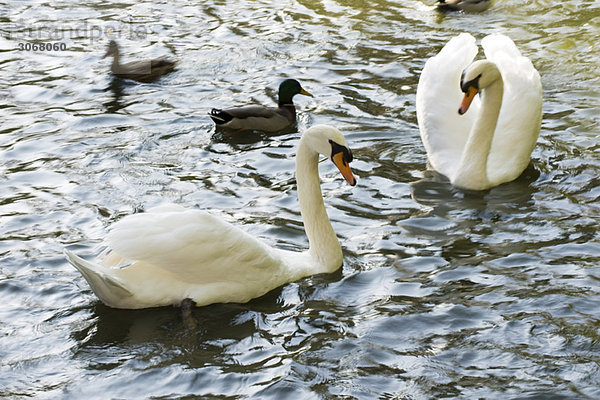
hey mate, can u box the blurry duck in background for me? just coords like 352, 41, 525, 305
209, 79, 313, 133
436, 0, 491, 12
103, 40, 177, 83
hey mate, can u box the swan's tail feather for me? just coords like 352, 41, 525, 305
64, 250, 133, 304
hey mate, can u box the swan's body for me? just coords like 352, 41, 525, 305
209, 79, 312, 133
65, 125, 356, 309
436, 0, 491, 12
103, 40, 176, 83
416, 33, 542, 190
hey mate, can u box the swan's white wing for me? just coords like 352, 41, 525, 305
482, 34, 542, 184
417, 33, 479, 179
104, 204, 284, 285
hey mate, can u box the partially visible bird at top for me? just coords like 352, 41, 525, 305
209, 79, 313, 134
436, 0, 491, 12
103, 40, 177, 83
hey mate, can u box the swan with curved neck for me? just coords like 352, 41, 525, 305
452, 60, 503, 189
416, 33, 542, 191
65, 125, 356, 309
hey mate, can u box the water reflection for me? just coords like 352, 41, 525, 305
103, 77, 126, 113
211, 124, 299, 145
81, 288, 289, 348
410, 162, 540, 214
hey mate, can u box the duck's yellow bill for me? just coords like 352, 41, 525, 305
458, 86, 478, 115
300, 88, 313, 97
332, 152, 356, 186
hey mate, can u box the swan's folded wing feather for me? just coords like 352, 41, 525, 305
104, 206, 283, 284
416, 33, 479, 178
482, 34, 542, 183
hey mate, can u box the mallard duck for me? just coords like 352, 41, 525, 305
209, 79, 313, 133
64, 125, 356, 309
416, 33, 542, 190
436, 0, 491, 12
103, 40, 176, 83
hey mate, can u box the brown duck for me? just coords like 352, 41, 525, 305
103, 40, 176, 83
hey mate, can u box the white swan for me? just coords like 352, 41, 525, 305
65, 125, 356, 309
416, 33, 542, 190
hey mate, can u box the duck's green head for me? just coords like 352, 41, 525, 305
278, 79, 313, 105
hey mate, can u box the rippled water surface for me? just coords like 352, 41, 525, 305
1, 0, 599, 398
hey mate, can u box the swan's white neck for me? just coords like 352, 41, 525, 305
453, 77, 503, 190
295, 138, 343, 273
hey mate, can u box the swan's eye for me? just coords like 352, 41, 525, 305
329, 140, 353, 166
460, 72, 482, 93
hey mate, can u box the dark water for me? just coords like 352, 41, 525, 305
1, 0, 599, 398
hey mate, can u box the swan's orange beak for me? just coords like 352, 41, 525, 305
332, 152, 356, 186
458, 86, 478, 115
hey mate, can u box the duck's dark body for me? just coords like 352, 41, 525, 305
104, 41, 176, 83
210, 104, 296, 132
436, 0, 491, 12
209, 79, 312, 133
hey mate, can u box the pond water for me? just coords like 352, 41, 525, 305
1, 0, 599, 398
